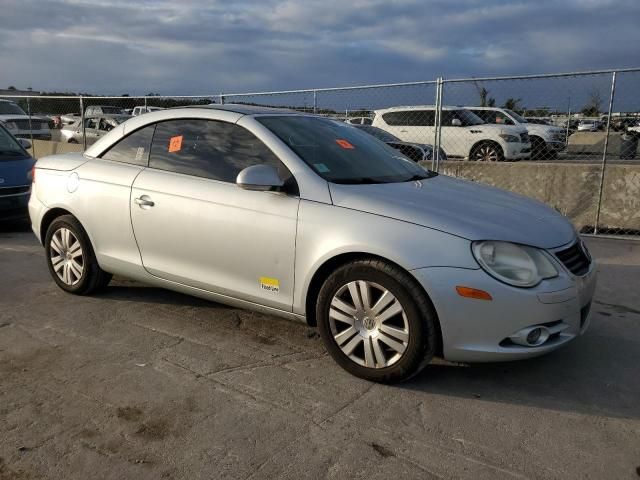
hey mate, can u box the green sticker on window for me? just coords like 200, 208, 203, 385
314, 163, 330, 173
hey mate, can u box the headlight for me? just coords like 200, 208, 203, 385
472, 241, 558, 287
3, 121, 18, 130
498, 134, 520, 143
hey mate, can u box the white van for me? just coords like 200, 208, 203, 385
372, 106, 531, 161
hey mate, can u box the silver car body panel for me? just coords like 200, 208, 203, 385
30, 106, 596, 363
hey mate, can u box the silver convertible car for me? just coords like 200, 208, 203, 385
29, 105, 597, 382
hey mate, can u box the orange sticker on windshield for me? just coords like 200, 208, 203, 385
168, 135, 183, 153
335, 139, 354, 149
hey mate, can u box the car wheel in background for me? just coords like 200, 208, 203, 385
470, 142, 504, 162
45, 215, 112, 295
316, 259, 438, 383
530, 136, 552, 160
68, 139, 79, 144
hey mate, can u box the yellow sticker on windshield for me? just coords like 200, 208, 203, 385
260, 277, 280, 293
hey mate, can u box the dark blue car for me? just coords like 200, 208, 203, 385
0, 124, 35, 222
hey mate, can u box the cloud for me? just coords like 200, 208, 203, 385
0, 0, 638, 97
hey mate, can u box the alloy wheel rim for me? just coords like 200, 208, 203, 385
329, 280, 409, 369
50, 228, 84, 286
475, 145, 498, 161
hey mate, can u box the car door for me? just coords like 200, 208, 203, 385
130, 118, 300, 311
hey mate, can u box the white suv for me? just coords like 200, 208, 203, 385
467, 107, 566, 159
373, 106, 531, 161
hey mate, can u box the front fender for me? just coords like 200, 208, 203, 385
292, 199, 475, 315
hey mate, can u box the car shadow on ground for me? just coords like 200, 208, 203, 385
405, 316, 640, 421
101, 281, 236, 310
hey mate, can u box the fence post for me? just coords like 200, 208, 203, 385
26, 97, 35, 159
313, 90, 317, 114
432, 77, 444, 172
80, 96, 86, 151
220, 93, 225, 105
593, 71, 617, 235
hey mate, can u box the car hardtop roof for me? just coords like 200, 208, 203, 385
374, 105, 468, 113
182, 103, 309, 116
467, 106, 507, 111
0, 99, 18, 103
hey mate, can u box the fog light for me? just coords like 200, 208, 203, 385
508, 325, 550, 347
527, 328, 542, 345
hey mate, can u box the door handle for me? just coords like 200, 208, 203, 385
400, 129, 408, 133
134, 196, 154, 207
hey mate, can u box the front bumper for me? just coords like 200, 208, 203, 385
504, 143, 531, 160
412, 254, 597, 363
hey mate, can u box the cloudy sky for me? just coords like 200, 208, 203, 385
1, 0, 639, 96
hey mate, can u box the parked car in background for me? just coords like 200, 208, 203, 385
60, 115, 131, 145
577, 120, 602, 132
60, 113, 80, 126
0, 123, 35, 222
84, 105, 126, 116
609, 117, 639, 132
467, 107, 565, 159
0, 99, 52, 141
352, 124, 447, 163
373, 106, 531, 161
29, 104, 596, 382
132, 106, 165, 116
345, 117, 373, 125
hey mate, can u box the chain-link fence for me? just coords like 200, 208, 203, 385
2, 68, 639, 237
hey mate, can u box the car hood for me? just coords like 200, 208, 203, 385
0, 155, 35, 186
329, 175, 575, 249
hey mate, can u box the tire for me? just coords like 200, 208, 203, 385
470, 142, 504, 162
44, 215, 112, 295
316, 259, 438, 383
68, 138, 79, 144
531, 136, 557, 160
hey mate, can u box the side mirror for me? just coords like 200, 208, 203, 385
19, 138, 32, 150
451, 118, 462, 127
236, 164, 284, 192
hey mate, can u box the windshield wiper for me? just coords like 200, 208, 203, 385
333, 177, 387, 185
402, 172, 437, 182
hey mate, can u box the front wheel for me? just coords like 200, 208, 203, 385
45, 215, 112, 295
470, 142, 504, 162
316, 259, 438, 383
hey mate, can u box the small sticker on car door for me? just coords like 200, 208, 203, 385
168, 135, 183, 153
260, 277, 280, 293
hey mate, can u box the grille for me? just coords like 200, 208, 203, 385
520, 132, 530, 143
0, 185, 30, 196
555, 242, 591, 276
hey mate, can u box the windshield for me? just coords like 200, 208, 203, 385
257, 116, 432, 184
504, 109, 527, 123
355, 125, 400, 142
0, 125, 27, 159
0, 102, 27, 115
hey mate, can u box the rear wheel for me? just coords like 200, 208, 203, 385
45, 215, 111, 295
316, 259, 438, 383
470, 142, 503, 162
